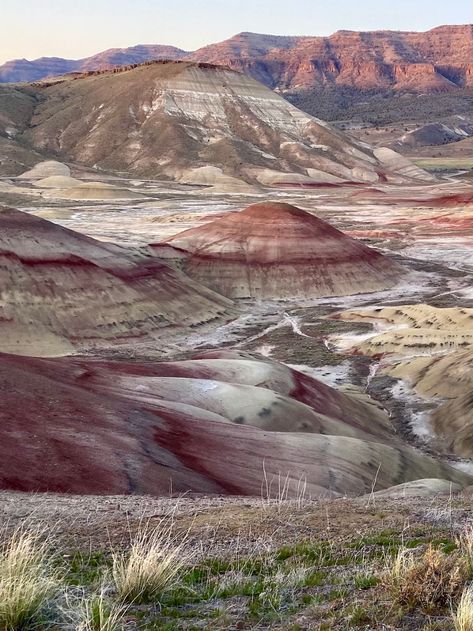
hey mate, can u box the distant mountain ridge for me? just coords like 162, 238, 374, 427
0, 45, 187, 83
1, 24, 471, 92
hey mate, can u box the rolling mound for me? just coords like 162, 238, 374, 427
339, 330, 473, 357
44, 182, 148, 200
386, 350, 473, 459
0, 351, 470, 497
386, 350, 473, 399
392, 120, 473, 150
332, 305, 473, 356
0, 206, 232, 355
101, 348, 394, 444
336, 304, 473, 331
32, 175, 82, 188
371, 478, 463, 498
17, 160, 70, 179
432, 394, 473, 459
161, 202, 403, 299
4, 61, 432, 184
332, 306, 473, 460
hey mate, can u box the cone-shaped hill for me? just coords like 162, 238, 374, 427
161, 202, 404, 299
0, 206, 232, 355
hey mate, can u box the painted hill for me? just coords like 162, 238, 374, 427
0, 206, 232, 355
1, 350, 470, 496
160, 202, 404, 299
1, 60, 433, 184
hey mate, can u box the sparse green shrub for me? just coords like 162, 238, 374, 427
354, 572, 378, 590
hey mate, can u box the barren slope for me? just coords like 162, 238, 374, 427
0, 206, 232, 355
6, 61, 432, 183
0, 351, 470, 496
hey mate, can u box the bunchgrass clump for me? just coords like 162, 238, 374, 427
458, 527, 473, 575
453, 585, 473, 631
76, 590, 127, 631
112, 524, 188, 604
0, 527, 60, 629
354, 572, 378, 590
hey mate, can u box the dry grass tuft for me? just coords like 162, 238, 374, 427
453, 585, 473, 631
61, 587, 127, 631
384, 545, 469, 614
458, 527, 473, 574
76, 590, 127, 631
112, 524, 189, 604
0, 527, 60, 629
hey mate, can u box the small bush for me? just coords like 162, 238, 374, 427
0, 527, 60, 629
112, 525, 188, 604
384, 545, 469, 614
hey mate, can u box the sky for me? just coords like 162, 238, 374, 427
1, 0, 472, 64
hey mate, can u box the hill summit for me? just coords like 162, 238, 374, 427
162, 201, 404, 299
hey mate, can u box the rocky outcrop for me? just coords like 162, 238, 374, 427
160, 202, 404, 299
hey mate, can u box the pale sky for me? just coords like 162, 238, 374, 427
1, 0, 472, 65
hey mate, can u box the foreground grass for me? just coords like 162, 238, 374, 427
453, 586, 473, 631
0, 527, 61, 630
112, 525, 189, 604
63, 589, 128, 631
56, 530, 473, 630
384, 544, 470, 615
3, 510, 473, 630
